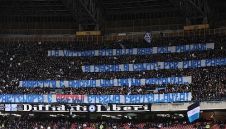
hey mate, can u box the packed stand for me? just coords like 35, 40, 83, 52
0, 36, 226, 101
0, 115, 225, 129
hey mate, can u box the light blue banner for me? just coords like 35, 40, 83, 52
0, 92, 192, 104
82, 58, 226, 72
48, 43, 214, 57
19, 76, 191, 88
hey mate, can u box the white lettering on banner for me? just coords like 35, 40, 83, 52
4, 104, 151, 113
83, 58, 226, 72
19, 76, 192, 88
0, 93, 192, 103
48, 43, 214, 57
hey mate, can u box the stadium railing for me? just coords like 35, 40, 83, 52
0, 27, 226, 42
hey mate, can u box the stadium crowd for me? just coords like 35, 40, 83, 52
0, 115, 225, 129
0, 36, 226, 102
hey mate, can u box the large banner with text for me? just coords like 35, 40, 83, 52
48, 43, 214, 57
82, 58, 226, 72
19, 76, 191, 88
0, 92, 192, 104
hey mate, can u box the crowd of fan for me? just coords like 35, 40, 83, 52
1, 66, 225, 101
81, 50, 226, 65
0, 36, 226, 101
0, 115, 225, 129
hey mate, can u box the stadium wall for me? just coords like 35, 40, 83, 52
152, 101, 226, 111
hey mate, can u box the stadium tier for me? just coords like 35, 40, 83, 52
1, 0, 226, 128
0, 37, 226, 103
0, 36, 226, 128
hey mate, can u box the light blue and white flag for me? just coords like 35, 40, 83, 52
187, 102, 200, 123
5, 104, 18, 111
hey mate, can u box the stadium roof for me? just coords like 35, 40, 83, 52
0, 0, 226, 32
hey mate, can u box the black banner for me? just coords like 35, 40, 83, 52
2, 104, 152, 113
